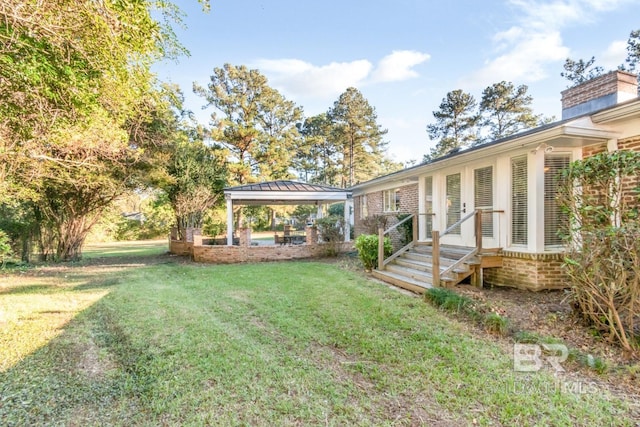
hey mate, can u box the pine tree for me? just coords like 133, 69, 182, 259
424, 90, 479, 161
479, 81, 539, 143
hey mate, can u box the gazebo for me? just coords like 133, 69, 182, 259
223, 180, 353, 246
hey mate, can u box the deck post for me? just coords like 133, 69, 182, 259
475, 210, 482, 253
378, 227, 385, 270
432, 230, 440, 287
412, 214, 418, 243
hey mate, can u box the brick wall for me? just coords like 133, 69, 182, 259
353, 184, 419, 249
561, 70, 638, 110
192, 242, 354, 263
483, 252, 568, 291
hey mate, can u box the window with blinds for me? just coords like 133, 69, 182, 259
474, 166, 493, 237
383, 189, 400, 212
511, 156, 528, 245
544, 154, 570, 247
446, 173, 461, 234
359, 195, 368, 219
424, 176, 433, 235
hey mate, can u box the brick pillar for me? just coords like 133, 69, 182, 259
185, 228, 202, 243
306, 226, 317, 245
239, 227, 251, 247
193, 233, 203, 246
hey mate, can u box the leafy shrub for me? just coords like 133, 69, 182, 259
559, 150, 640, 351
354, 234, 392, 270
316, 216, 344, 257
0, 230, 12, 265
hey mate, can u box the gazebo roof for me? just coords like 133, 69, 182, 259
224, 180, 351, 205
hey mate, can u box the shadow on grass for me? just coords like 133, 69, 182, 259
0, 283, 152, 425
0, 284, 56, 296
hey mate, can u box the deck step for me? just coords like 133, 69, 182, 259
372, 244, 502, 291
371, 270, 432, 294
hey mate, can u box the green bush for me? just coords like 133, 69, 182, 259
0, 230, 12, 266
354, 234, 392, 270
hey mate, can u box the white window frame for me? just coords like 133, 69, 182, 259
359, 195, 368, 219
383, 188, 400, 212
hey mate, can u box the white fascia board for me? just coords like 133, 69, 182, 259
225, 190, 350, 201
592, 99, 640, 124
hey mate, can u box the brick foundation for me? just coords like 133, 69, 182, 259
192, 242, 354, 264
483, 251, 568, 291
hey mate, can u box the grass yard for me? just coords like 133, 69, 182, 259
0, 243, 637, 426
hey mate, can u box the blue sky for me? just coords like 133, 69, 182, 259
154, 0, 640, 164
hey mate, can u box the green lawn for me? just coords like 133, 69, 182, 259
0, 248, 636, 426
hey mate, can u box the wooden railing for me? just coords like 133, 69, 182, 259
432, 209, 503, 286
378, 213, 417, 270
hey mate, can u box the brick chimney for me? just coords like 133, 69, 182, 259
561, 70, 638, 120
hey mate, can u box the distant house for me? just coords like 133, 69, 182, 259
351, 71, 640, 292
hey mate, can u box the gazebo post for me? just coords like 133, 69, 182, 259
316, 203, 323, 220
225, 194, 234, 246
344, 197, 352, 242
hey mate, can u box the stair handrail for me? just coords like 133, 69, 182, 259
441, 209, 476, 237
432, 209, 483, 286
378, 213, 417, 270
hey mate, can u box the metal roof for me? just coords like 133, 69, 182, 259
225, 180, 345, 193
224, 180, 351, 205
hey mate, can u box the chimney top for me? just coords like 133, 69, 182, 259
561, 70, 638, 120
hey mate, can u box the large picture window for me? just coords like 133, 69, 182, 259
383, 188, 400, 212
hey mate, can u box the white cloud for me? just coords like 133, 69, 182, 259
463, 0, 631, 89
255, 50, 431, 102
465, 31, 569, 87
600, 40, 627, 70
370, 50, 431, 83
255, 58, 372, 99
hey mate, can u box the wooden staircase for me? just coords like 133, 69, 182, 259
371, 243, 502, 294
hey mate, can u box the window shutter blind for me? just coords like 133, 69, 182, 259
544, 154, 570, 247
474, 166, 493, 237
446, 173, 461, 234
425, 176, 433, 235
511, 156, 528, 245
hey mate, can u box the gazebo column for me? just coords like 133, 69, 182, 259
316, 203, 323, 220
226, 194, 234, 246
344, 197, 353, 242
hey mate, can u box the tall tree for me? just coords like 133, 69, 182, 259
424, 90, 479, 161
479, 81, 539, 142
624, 29, 640, 72
0, 1, 203, 260
328, 87, 390, 187
193, 64, 303, 185
560, 57, 604, 86
294, 114, 340, 185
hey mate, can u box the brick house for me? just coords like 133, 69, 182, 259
351, 71, 640, 292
